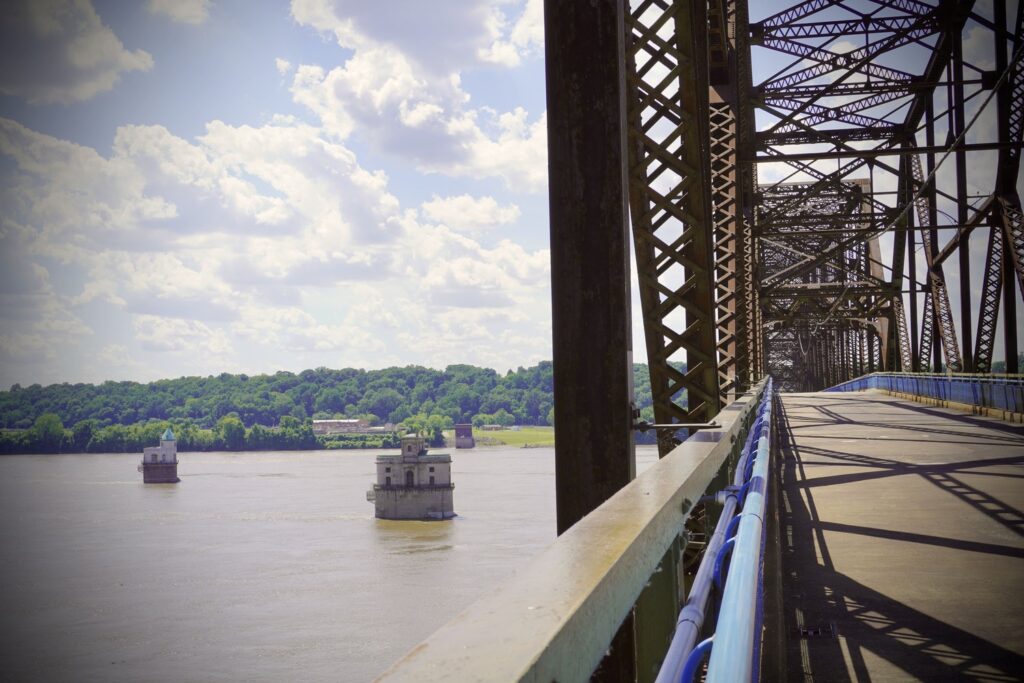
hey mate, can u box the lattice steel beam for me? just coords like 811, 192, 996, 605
621, 0, 1021, 401
626, 0, 721, 449
910, 152, 962, 371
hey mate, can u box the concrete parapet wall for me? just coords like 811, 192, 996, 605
870, 388, 1024, 423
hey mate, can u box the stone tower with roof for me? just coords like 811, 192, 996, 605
366, 434, 455, 519
139, 427, 180, 483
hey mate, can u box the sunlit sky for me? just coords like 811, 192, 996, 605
1, 0, 556, 387
1, 0, 1020, 388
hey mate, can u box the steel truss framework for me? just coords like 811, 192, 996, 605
625, 0, 1024, 413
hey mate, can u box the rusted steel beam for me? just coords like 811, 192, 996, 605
626, 0, 721, 449
545, 0, 635, 530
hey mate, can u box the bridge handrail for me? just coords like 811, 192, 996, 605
706, 379, 773, 682
375, 377, 772, 682
824, 372, 1024, 414
655, 378, 773, 683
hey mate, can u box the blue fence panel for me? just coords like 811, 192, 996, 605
824, 373, 1024, 413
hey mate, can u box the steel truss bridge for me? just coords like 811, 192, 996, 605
618, 0, 1024, 410
376, 1, 1024, 681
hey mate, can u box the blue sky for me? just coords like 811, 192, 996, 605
0, 0, 552, 386
1, 0, 1019, 388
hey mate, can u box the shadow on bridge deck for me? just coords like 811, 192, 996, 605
778, 391, 1024, 682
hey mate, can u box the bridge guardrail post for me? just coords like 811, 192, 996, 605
634, 539, 681, 683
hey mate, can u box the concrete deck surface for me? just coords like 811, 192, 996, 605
778, 390, 1024, 682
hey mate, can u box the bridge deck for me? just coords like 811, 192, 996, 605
777, 390, 1024, 682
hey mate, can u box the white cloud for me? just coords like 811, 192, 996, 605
421, 194, 520, 234
478, 0, 544, 67
148, 0, 211, 25
0, 113, 553, 385
0, 117, 175, 263
133, 315, 231, 354
290, 0, 535, 74
0, 0, 553, 385
0, 248, 92, 370
0, 0, 153, 104
232, 301, 383, 353
288, 0, 548, 191
289, 60, 546, 190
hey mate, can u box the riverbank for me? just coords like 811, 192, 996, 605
471, 426, 555, 447
0, 427, 557, 455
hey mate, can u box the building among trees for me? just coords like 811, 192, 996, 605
312, 418, 369, 434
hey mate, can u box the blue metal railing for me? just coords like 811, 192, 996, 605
657, 378, 774, 683
824, 372, 1024, 414
375, 378, 774, 682
706, 379, 773, 682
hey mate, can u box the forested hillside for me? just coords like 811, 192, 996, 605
0, 362, 673, 454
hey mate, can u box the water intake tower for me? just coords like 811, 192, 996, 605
367, 434, 455, 520
139, 427, 180, 483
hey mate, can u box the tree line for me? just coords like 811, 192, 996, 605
0, 362, 670, 454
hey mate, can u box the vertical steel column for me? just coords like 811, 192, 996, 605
996, 0, 1023, 373
545, 0, 635, 532
952, 37, 973, 370
736, 0, 759, 389
868, 328, 877, 373
625, 0, 721, 451
709, 0, 755, 403
925, 102, 944, 372
975, 212, 1004, 372
908, 196, 920, 370
711, 89, 741, 403
912, 151, 962, 371
545, 2, 636, 677
1004, 222, 1020, 373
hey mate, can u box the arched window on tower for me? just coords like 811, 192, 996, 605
405, 470, 414, 487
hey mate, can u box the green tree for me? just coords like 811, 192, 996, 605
424, 414, 452, 446
359, 388, 404, 422
216, 415, 246, 450
32, 413, 65, 453
278, 415, 301, 430
313, 388, 347, 415
71, 419, 98, 451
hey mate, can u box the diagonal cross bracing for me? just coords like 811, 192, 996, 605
624, 0, 1021, 406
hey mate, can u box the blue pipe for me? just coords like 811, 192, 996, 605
751, 395, 772, 680
712, 537, 736, 593
654, 385, 771, 683
705, 378, 773, 683
725, 512, 742, 540
680, 636, 714, 683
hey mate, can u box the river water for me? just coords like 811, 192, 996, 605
0, 446, 658, 682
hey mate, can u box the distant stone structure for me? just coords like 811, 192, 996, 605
366, 434, 455, 520
454, 423, 475, 448
139, 427, 179, 483
312, 419, 368, 434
